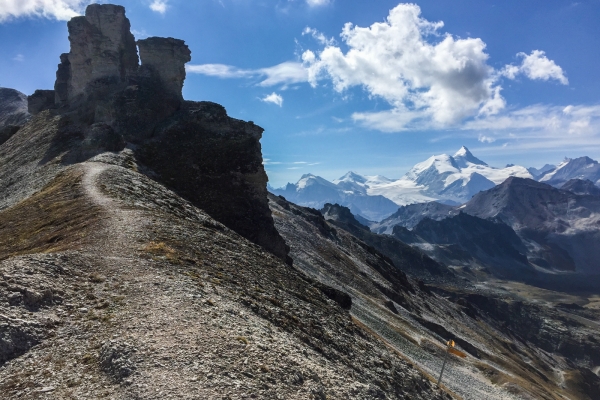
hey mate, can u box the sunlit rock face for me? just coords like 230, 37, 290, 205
59, 4, 138, 107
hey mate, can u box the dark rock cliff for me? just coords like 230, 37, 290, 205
21, 4, 288, 262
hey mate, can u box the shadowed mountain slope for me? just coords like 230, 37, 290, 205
269, 197, 600, 400
463, 177, 600, 274
561, 178, 600, 196
319, 203, 457, 283
0, 88, 30, 128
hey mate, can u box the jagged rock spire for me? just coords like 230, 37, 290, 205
56, 4, 138, 107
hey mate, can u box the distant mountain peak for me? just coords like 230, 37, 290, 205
338, 171, 367, 182
454, 146, 471, 157
453, 146, 487, 167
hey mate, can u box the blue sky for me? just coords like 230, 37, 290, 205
1, 0, 599, 187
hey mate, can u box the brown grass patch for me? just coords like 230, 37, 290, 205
141, 241, 182, 263
0, 168, 101, 259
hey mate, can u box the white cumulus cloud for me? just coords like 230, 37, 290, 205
303, 3, 501, 130
261, 92, 284, 107
149, 0, 168, 14
502, 50, 568, 84
0, 0, 88, 21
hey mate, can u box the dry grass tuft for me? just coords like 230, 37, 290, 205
0, 168, 101, 259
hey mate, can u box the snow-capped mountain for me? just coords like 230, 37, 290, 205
269, 173, 399, 221
270, 146, 535, 221
527, 164, 555, 180
538, 156, 600, 187
366, 146, 532, 205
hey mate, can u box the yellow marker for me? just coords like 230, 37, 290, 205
438, 339, 465, 385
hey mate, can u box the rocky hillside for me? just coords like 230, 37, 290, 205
561, 178, 600, 196
463, 177, 600, 275
270, 199, 600, 400
370, 201, 457, 234
21, 3, 287, 262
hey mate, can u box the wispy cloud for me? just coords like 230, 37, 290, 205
149, 0, 168, 14
478, 134, 495, 143
0, 0, 171, 22
187, 2, 576, 144
306, 0, 331, 7
263, 159, 283, 165
12, 54, 24, 62
261, 92, 284, 107
131, 29, 150, 39
302, 27, 335, 46
187, 61, 308, 88
460, 104, 600, 155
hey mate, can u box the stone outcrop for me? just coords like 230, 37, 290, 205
138, 101, 290, 263
137, 37, 191, 100
58, 4, 138, 108
14, 3, 289, 262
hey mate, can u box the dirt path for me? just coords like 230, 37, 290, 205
81, 162, 146, 258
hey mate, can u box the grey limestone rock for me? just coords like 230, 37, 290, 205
61, 4, 138, 106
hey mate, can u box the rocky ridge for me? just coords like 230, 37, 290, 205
22, 3, 287, 262
0, 162, 451, 399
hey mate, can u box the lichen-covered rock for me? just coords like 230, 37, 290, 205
99, 340, 137, 382
137, 37, 191, 100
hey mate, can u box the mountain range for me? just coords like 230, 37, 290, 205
271, 146, 600, 222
